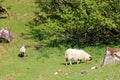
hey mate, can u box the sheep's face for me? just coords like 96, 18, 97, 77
86, 56, 92, 61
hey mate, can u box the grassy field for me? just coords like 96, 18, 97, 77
0, 0, 120, 80
0, 0, 37, 33
0, 43, 120, 80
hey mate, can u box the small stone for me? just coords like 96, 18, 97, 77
91, 66, 97, 70
80, 70, 88, 74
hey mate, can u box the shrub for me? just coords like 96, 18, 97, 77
28, 0, 120, 46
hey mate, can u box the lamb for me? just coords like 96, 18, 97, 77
65, 48, 92, 65
18, 45, 26, 57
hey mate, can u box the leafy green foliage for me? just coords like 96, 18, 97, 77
28, 0, 120, 46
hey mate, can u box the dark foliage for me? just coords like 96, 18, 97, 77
27, 0, 120, 47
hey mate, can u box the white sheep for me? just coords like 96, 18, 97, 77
65, 48, 92, 65
19, 45, 26, 57
20, 45, 25, 53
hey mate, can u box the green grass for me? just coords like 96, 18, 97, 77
0, 0, 120, 80
0, 43, 120, 80
0, 0, 36, 34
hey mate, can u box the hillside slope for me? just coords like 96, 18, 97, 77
0, 0, 36, 34
0, 1, 120, 80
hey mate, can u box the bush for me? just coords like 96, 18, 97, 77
28, 0, 120, 46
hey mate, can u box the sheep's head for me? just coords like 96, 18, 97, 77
88, 56, 92, 61
85, 55, 92, 61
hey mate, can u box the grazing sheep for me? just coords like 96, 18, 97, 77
65, 48, 92, 65
18, 45, 26, 57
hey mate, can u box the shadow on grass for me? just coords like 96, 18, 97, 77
60, 62, 85, 66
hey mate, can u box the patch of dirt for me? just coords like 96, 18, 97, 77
0, 44, 8, 59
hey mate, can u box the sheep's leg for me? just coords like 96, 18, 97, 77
77, 59, 81, 64
66, 62, 67, 66
22, 52, 25, 57
66, 62, 69, 66
66, 57, 72, 65
70, 61, 72, 65
66, 57, 69, 66
66, 61, 72, 66
77, 59, 80, 64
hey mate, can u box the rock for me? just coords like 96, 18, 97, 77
91, 66, 97, 70
80, 70, 88, 74
54, 69, 64, 75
